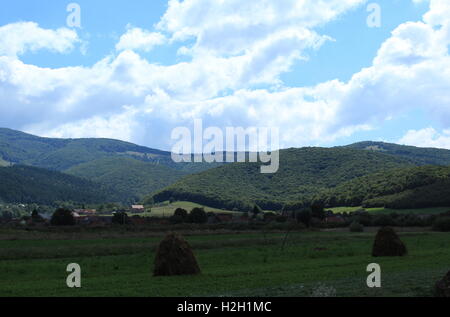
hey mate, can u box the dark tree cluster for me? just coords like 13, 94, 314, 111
169, 207, 208, 224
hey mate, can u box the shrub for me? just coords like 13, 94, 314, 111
349, 221, 364, 232
188, 207, 208, 224
50, 208, 75, 226
296, 209, 312, 227
31, 209, 45, 223
432, 217, 450, 232
311, 203, 326, 220
310, 217, 323, 228
353, 212, 372, 226
373, 214, 395, 227
174, 208, 188, 222
263, 212, 277, 222
112, 212, 130, 225
169, 215, 185, 224
252, 205, 262, 217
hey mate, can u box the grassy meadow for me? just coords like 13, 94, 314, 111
330, 206, 450, 215
136, 201, 242, 218
1, 227, 449, 297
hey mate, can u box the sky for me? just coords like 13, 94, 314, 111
0, 0, 450, 151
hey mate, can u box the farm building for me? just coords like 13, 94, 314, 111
131, 205, 145, 213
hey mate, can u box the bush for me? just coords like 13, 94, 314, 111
169, 215, 185, 224
296, 209, 312, 227
174, 208, 188, 222
311, 203, 326, 220
263, 212, 277, 222
432, 217, 450, 232
31, 209, 45, 223
349, 221, 364, 232
112, 212, 130, 225
188, 207, 207, 224
252, 205, 262, 218
50, 208, 75, 226
353, 212, 372, 226
310, 217, 323, 228
373, 214, 395, 227
396, 214, 426, 227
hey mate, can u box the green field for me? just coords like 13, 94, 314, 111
139, 201, 242, 218
330, 206, 450, 215
1, 228, 449, 297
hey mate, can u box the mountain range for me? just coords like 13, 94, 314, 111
149, 144, 450, 211
1, 128, 450, 210
0, 128, 218, 204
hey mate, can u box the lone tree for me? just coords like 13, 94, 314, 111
153, 233, 201, 276
435, 270, 450, 297
188, 207, 207, 224
31, 209, 44, 223
311, 203, 326, 220
50, 208, 75, 226
174, 208, 188, 220
372, 227, 407, 257
170, 208, 188, 224
296, 209, 312, 228
251, 205, 262, 219
112, 212, 130, 225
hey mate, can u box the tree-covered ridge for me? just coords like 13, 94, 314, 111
0, 128, 171, 170
0, 128, 221, 200
315, 165, 450, 209
148, 147, 414, 211
0, 128, 218, 173
346, 141, 450, 166
0, 165, 127, 205
66, 157, 188, 200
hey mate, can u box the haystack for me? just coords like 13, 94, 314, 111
372, 227, 407, 257
435, 271, 450, 297
153, 233, 201, 276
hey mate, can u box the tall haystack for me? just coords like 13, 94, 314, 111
372, 227, 407, 257
435, 271, 450, 297
153, 233, 201, 276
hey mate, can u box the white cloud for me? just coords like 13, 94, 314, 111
2, 0, 450, 151
399, 128, 450, 149
158, 0, 364, 55
116, 27, 166, 52
0, 22, 79, 57
37, 110, 138, 142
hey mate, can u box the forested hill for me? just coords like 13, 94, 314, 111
148, 147, 414, 211
0, 165, 127, 205
66, 157, 187, 200
313, 165, 450, 209
0, 128, 172, 171
0, 128, 219, 200
346, 141, 450, 166
4, 128, 450, 208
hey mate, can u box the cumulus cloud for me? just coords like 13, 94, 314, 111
158, 0, 364, 54
116, 27, 166, 52
0, 22, 79, 57
1, 0, 450, 151
399, 128, 450, 149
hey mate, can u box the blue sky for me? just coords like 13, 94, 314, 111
0, 0, 449, 150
